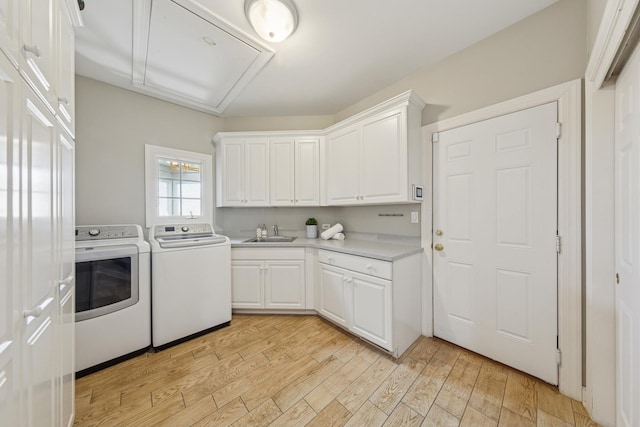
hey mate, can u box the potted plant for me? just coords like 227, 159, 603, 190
305, 217, 318, 238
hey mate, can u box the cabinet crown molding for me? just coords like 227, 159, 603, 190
212, 89, 425, 144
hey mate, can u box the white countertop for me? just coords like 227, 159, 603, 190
229, 237, 423, 261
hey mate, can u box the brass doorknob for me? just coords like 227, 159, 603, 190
434, 243, 444, 251
435, 229, 443, 236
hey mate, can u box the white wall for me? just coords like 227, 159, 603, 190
334, 0, 587, 125
75, 76, 224, 228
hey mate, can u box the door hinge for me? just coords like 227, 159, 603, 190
556, 235, 561, 253
556, 123, 562, 138
556, 348, 562, 366
432, 132, 439, 143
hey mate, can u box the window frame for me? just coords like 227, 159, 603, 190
144, 144, 213, 227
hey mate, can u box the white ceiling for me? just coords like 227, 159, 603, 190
75, 0, 559, 117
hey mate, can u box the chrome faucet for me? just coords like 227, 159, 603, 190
273, 224, 279, 236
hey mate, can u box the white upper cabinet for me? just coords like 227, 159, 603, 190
325, 91, 425, 205
215, 133, 322, 207
269, 136, 321, 207
326, 126, 360, 205
270, 137, 295, 206
294, 138, 321, 206
214, 91, 424, 208
216, 137, 270, 207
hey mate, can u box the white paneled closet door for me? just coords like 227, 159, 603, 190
614, 41, 640, 427
433, 102, 559, 384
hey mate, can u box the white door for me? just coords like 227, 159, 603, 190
350, 272, 392, 350
614, 43, 640, 427
244, 138, 269, 206
264, 261, 305, 309
231, 261, 264, 309
326, 127, 360, 205
219, 139, 244, 206
295, 138, 320, 206
360, 108, 406, 204
434, 102, 558, 384
318, 264, 348, 327
270, 138, 295, 206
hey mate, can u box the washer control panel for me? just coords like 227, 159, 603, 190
76, 225, 141, 241
152, 223, 213, 238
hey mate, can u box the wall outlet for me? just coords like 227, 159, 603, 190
322, 224, 331, 230
411, 211, 419, 223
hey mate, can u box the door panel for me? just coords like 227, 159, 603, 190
245, 139, 269, 206
265, 261, 304, 309
614, 43, 640, 427
434, 102, 558, 384
295, 138, 320, 205
220, 140, 244, 206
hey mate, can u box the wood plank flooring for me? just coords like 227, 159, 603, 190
74, 314, 600, 426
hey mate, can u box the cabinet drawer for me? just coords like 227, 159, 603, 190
318, 250, 391, 280
232, 247, 305, 260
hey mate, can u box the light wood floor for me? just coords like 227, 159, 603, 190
75, 314, 600, 427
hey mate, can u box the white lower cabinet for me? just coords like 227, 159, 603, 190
231, 248, 306, 310
319, 263, 392, 350
318, 249, 420, 356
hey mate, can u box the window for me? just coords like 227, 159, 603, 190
145, 144, 213, 227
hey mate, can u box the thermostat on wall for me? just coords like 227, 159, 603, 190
413, 185, 423, 201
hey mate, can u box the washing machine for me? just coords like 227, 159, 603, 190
75, 224, 151, 376
149, 223, 231, 350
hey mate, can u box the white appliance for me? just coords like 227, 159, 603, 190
75, 224, 151, 375
149, 223, 231, 349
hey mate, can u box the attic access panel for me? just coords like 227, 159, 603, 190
133, 0, 273, 115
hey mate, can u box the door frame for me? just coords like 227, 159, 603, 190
584, 1, 640, 425
421, 78, 582, 399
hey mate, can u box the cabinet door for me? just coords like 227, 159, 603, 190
20, 0, 55, 106
0, 0, 20, 65
360, 108, 407, 204
58, 285, 73, 427
318, 264, 348, 327
23, 87, 56, 311
326, 127, 360, 205
295, 138, 320, 206
218, 139, 244, 206
23, 298, 57, 427
54, 3, 75, 137
245, 138, 270, 206
0, 50, 19, 427
231, 261, 264, 308
349, 272, 392, 351
270, 138, 295, 206
265, 261, 305, 309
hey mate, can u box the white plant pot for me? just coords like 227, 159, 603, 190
306, 225, 318, 238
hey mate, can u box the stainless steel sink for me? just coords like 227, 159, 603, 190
243, 236, 297, 243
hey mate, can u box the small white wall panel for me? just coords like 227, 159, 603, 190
447, 262, 473, 324
496, 166, 532, 247
447, 174, 472, 242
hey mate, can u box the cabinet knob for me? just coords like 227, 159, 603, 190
366, 264, 373, 270
58, 97, 69, 105
23, 44, 41, 58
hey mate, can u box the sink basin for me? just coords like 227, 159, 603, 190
243, 236, 297, 243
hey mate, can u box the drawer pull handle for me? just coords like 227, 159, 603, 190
366, 264, 373, 270
23, 44, 41, 58
58, 97, 69, 105
23, 307, 43, 318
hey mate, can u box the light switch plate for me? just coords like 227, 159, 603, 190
411, 212, 419, 223
322, 224, 330, 230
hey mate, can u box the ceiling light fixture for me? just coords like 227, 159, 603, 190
244, 0, 298, 43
